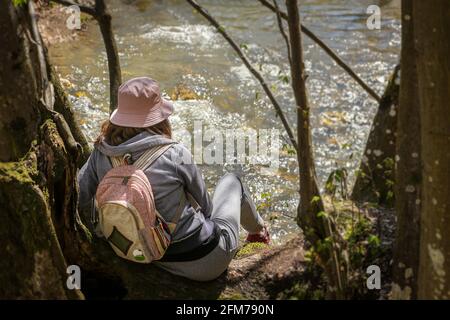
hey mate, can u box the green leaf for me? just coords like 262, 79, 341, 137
385, 179, 395, 187
383, 157, 395, 169
310, 196, 321, 204
386, 190, 394, 200
13, 0, 28, 6
317, 211, 328, 219
368, 235, 381, 247
278, 74, 290, 84
341, 143, 352, 149
261, 192, 272, 199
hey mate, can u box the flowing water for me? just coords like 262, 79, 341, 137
49, 0, 401, 244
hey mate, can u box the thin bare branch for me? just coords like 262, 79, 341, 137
272, 0, 292, 66
185, 0, 298, 151
258, 0, 381, 103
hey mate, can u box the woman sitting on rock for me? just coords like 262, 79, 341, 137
78, 77, 270, 281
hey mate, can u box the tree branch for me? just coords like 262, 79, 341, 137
94, 0, 122, 113
258, 0, 381, 103
272, 0, 292, 66
185, 0, 298, 151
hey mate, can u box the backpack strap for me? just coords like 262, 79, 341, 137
187, 192, 201, 212
134, 143, 175, 171
110, 142, 201, 233
110, 155, 126, 168
110, 143, 175, 169
167, 191, 201, 234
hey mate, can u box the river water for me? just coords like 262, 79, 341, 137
49, 0, 401, 244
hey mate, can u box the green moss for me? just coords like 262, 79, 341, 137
235, 242, 269, 258
0, 161, 34, 184
0, 156, 53, 283
41, 119, 57, 136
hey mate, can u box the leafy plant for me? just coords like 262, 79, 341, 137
325, 167, 349, 200
282, 144, 296, 155
278, 74, 290, 84
240, 43, 248, 50
257, 192, 272, 210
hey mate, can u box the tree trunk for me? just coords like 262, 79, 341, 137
352, 66, 400, 206
285, 0, 347, 299
391, 0, 421, 300
0, 0, 84, 299
414, 0, 450, 300
285, 0, 324, 235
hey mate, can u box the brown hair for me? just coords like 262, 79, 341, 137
95, 119, 172, 146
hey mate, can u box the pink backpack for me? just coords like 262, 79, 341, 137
95, 143, 182, 263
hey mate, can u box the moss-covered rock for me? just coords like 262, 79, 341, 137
0, 156, 72, 298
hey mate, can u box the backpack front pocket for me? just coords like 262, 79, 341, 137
99, 201, 150, 263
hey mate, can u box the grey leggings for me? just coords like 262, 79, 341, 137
154, 173, 265, 281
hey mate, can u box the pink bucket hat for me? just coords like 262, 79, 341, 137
110, 77, 174, 128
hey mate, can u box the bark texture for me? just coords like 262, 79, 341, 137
0, 1, 84, 299
414, 0, 450, 300
0, 2, 40, 162
391, 0, 421, 300
352, 66, 400, 206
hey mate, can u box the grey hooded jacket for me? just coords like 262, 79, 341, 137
77, 131, 215, 255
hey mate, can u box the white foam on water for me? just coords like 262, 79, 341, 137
141, 25, 221, 50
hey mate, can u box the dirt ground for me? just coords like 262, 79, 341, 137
223, 236, 306, 299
